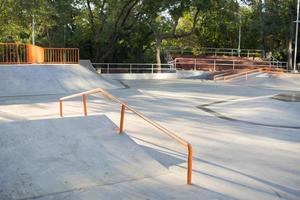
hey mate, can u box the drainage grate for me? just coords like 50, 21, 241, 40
272, 93, 300, 102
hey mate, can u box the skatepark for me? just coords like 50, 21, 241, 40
2, 0, 300, 198
0, 55, 299, 199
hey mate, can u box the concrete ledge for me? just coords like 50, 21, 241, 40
100, 70, 208, 80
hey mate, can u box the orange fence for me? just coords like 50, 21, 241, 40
44, 48, 79, 64
59, 88, 193, 185
0, 43, 79, 64
0, 43, 28, 64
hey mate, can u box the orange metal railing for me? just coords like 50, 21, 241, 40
59, 88, 193, 185
0, 43, 28, 64
44, 48, 79, 64
0, 43, 79, 64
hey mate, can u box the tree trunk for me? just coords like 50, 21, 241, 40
156, 37, 162, 72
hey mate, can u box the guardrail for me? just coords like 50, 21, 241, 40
59, 88, 193, 185
269, 56, 289, 69
0, 43, 28, 64
0, 43, 79, 64
166, 47, 265, 58
214, 68, 263, 81
92, 63, 175, 74
174, 57, 288, 71
44, 48, 79, 64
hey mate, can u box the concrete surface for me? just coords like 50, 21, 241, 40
0, 67, 300, 199
0, 64, 121, 97
0, 115, 168, 199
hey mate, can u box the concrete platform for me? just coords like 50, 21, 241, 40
0, 64, 121, 97
0, 115, 168, 199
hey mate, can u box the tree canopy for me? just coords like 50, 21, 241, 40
0, 0, 298, 65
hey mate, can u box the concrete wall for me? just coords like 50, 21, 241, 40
80, 60, 98, 73
99, 70, 208, 80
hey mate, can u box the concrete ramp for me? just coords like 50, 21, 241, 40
230, 73, 300, 90
0, 64, 121, 97
0, 115, 168, 200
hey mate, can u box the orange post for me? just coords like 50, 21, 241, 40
83, 95, 87, 116
187, 144, 193, 185
119, 104, 125, 133
59, 100, 63, 117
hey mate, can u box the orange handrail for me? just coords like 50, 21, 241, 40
59, 88, 193, 185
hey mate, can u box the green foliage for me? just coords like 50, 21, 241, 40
0, 0, 297, 62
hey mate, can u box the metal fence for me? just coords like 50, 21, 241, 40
0, 43, 28, 64
92, 63, 175, 74
0, 43, 79, 64
173, 57, 288, 71
165, 47, 265, 59
44, 48, 79, 64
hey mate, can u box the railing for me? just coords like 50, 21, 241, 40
174, 57, 287, 71
59, 88, 193, 185
0, 43, 28, 64
0, 43, 79, 64
92, 63, 175, 74
44, 48, 79, 64
269, 56, 288, 69
214, 68, 262, 81
165, 47, 265, 58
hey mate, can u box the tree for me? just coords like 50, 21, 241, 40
0, 0, 297, 64
140, 0, 203, 68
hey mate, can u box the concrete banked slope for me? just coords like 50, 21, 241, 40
0, 115, 168, 199
0, 64, 121, 97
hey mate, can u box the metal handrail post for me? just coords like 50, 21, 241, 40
59, 100, 63, 117
187, 144, 192, 185
83, 94, 87, 116
152, 64, 154, 74
107, 64, 110, 74
119, 104, 125, 133
214, 60, 216, 71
